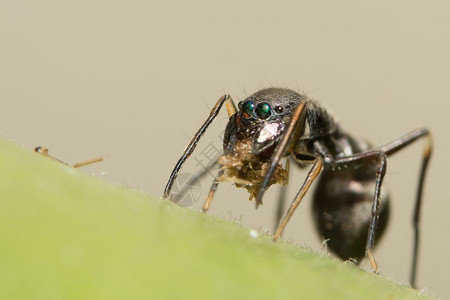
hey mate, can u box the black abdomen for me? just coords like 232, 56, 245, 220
312, 166, 390, 262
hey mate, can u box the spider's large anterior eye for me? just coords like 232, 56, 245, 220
255, 102, 271, 119
242, 101, 255, 119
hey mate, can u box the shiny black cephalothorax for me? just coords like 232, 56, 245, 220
163, 88, 432, 288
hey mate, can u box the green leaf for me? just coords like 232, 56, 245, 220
0, 139, 431, 299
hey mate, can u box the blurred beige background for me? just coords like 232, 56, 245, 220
1, 0, 448, 297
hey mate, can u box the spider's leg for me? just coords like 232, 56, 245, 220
255, 101, 307, 206
202, 168, 224, 212
316, 149, 388, 275
170, 160, 218, 205
225, 98, 237, 117
378, 128, 431, 288
274, 158, 290, 232
273, 158, 323, 240
72, 156, 105, 168
163, 95, 236, 199
319, 128, 431, 288
35, 146, 104, 168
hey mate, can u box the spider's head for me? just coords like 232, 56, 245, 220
223, 88, 302, 158
217, 89, 302, 200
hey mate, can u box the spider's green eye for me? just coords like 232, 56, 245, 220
242, 101, 255, 119
256, 102, 271, 119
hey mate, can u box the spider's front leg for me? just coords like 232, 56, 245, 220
163, 94, 234, 199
